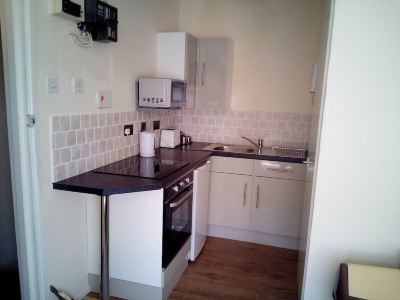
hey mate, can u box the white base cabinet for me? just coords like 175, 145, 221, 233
209, 172, 252, 230
208, 156, 306, 249
251, 177, 305, 238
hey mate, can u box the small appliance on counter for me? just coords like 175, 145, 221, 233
139, 131, 155, 157
180, 134, 192, 145
160, 129, 180, 148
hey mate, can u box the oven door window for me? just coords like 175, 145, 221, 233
168, 189, 192, 238
171, 81, 186, 104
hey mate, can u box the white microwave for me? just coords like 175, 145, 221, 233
138, 78, 186, 109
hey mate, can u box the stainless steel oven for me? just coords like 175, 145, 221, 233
162, 172, 193, 268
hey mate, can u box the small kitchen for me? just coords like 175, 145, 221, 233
37, 0, 327, 299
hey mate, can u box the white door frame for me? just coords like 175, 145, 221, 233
0, 0, 45, 299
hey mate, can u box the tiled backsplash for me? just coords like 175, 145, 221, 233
177, 109, 311, 148
51, 111, 179, 181
51, 109, 311, 182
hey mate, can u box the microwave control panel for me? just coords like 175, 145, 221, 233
138, 78, 171, 108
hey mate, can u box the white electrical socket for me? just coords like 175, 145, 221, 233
46, 77, 59, 94
97, 91, 112, 108
72, 78, 84, 93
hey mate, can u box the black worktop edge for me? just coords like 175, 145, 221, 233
52, 180, 164, 197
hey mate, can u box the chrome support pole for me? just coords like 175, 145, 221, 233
100, 196, 109, 300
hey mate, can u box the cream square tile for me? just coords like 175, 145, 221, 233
71, 115, 81, 130
99, 113, 106, 126
61, 148, 71, 163
90, 113, 99, 127
76, 130, 85, 144
52, 116, 61, 132
54, 164, 66, 181
71, 145, 81, 160
81, 144, 89, 158
81, 114, 89, 129
67, 131, 77, 146
60, 116, 70, 131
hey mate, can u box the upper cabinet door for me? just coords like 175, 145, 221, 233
157, 32, 187, 79
185, 34, 198, 109
197, 38, 233, 110
157, 32, 198, 108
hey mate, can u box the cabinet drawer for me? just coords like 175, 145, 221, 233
211, 156, 253, 175
254, 160, 305, 180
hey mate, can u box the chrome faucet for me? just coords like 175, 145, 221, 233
241, 136, 263, 149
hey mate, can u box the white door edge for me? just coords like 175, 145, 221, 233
0, 1, 45, 299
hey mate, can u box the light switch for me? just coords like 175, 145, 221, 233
72, 78, 84, 93
46, 77, 59, 94
97, 90, 112, 108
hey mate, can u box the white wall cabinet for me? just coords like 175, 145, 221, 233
251, 177, 305, 237
208, 172, 252, 230
197, 38, 233, 110
157, 32, 198, 108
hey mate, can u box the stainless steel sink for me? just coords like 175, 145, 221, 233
204, 144, 257, 154
203, 143, 307, 160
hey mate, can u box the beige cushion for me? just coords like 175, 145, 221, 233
348, 263, 400, 300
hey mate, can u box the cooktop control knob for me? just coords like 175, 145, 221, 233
185, 177, 190, 183
172, 186, 179, 192
179, 181, 185, 187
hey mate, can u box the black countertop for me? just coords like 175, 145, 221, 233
53, 147, 211, 196
53, 142, 306, 197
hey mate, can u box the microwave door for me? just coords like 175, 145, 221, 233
170, 81, 186, 108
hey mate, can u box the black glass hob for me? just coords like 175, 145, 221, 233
93, 156, 189, 179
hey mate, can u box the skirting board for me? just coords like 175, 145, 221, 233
76, 285, 91, 300
207, 224, 299, 250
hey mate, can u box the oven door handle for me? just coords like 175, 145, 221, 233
169, 189, 193, 208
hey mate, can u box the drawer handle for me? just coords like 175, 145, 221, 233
266, 168, 294, 173
256, 184, 260, 209
243, 183, 247, 206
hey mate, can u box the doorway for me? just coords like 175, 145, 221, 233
0, 26, 21, 299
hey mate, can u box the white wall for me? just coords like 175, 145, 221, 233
33, 1, 179, 298
179, 0, 324, 113
303, 0, 400, 298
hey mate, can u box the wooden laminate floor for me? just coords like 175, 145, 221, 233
86, 237, 299, 300
169, 237, 299, 300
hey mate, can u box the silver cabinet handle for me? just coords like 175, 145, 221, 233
202, 62, 205, 86
256, 184, 260, 209
169, 190, 192, 208
243, 183, 247, 206
267, 168, 293, 173
194, 62, 197, 86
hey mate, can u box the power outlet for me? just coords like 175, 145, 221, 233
46, 77, 59, 94
153, 120, 160, 130
72, 78, 84, 93
97, 90, 112, 108
124, 124, 133, 136
140, 122, 146, 132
